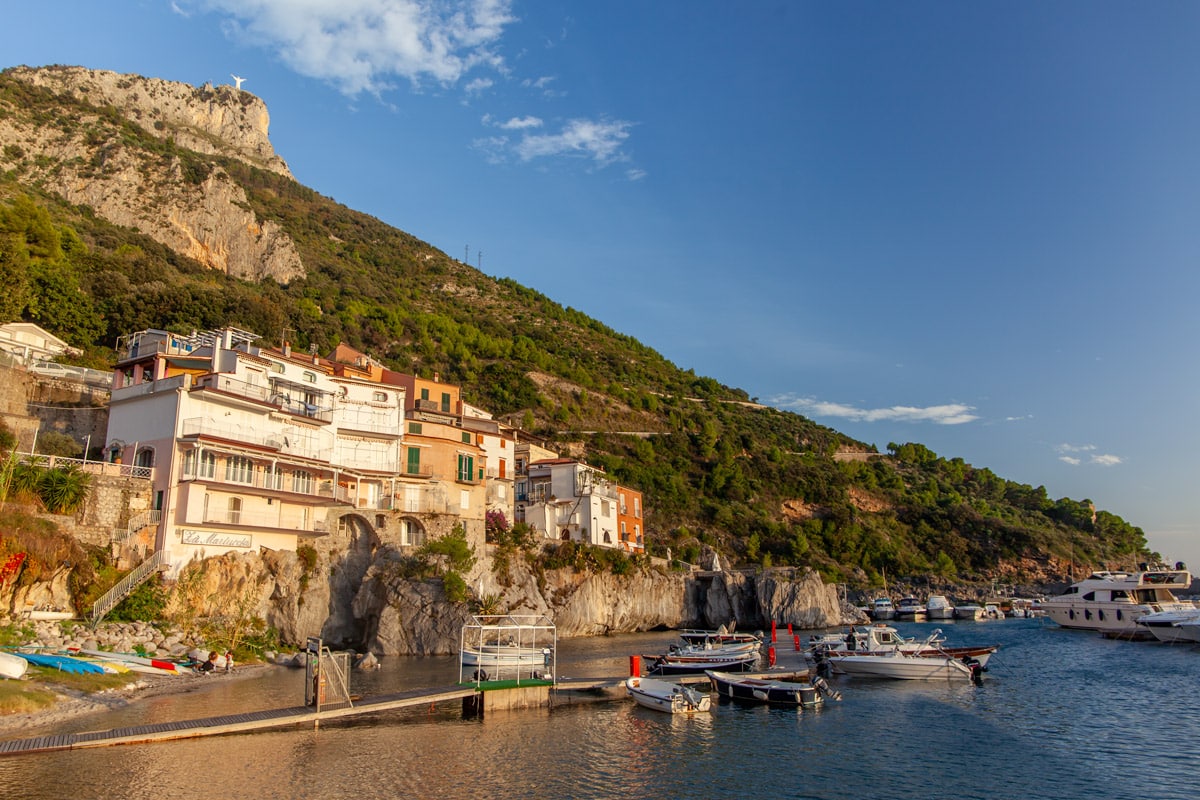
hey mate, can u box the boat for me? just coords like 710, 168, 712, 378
870, 597, 895, 620
983, 603, 1005, 620
809, 624, 998, 667
625, 676, 711, 714
706, 669, 838, 707
677, 628, 762, 646
461, 645, 552, 668
15, 652, 108, 674
925, 595, 954, 620
819, 630, 988, 681
645, 649, 760, 675
954, 605, 986, 621
1174, 618, 1200, 643
1039, 563, 1195, 637
1133, 607, 1200, 643
667, 639, 761, 657
77, 648, 182, 674
1, 650, 28, 679
894, 597, 927, 621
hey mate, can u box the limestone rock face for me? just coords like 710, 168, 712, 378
0, 66, 304, 282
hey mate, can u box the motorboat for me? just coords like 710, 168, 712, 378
1133, 608, 1200, 643
625, 676, 711, 714
954, 605, 986, 621
668, 639, 760, 657
706, 670, 839, 707
1040, 563, 1195, 637
870, 597, 895, 620
925, 595, 954, 620
645, 649, 760, 676
809, 625, 997, 667
677, 628, 762, 646
1, 650, 28, 679
461, 645, 552, 668
983, 603, 1005, 620
894, 597, 927, 621
819, 630, 988, 681
1174, 618, 1200, 643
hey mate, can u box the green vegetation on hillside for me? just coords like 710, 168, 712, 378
0, 69, 1155, 587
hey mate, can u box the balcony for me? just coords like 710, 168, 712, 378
110, 374, 188, 403
201, 507, 317, 533
192, 373, 272, 404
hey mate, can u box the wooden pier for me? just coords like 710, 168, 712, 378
0, 684, 476, 757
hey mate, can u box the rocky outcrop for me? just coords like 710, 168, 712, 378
0, 66, 304, 283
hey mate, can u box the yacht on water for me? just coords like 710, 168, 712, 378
1040, 562, 1195, 638
925, 595, 954, 620
870, 597, 896, 620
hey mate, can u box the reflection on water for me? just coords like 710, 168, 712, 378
1, 620, 1197, 800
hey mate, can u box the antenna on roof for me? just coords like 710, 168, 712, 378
231, 74, 246, 91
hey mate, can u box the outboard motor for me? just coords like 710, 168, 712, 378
961, 655, 983, 685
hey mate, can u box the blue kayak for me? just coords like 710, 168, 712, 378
15, 652, 108, 674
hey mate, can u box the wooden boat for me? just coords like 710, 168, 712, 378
625, 676, 711, 714
706, 670, 838, 707
1, 650, 28, 679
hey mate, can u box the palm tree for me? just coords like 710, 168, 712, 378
38, 465, 91, 514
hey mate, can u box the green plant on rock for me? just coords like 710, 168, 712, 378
38, 465, 91, 514
442, 570, 469, 604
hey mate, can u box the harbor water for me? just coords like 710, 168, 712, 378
1, 618, 1197, 800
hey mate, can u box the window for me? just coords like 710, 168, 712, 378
441, 392, 451, 412
634, 497, 641, 518
406, 447, 422, 474
601, 499, 610, 515
375, 514, 386, 529
420, 388, 430, 401
293, 470, 314, 494
200, 451, 216, 478
401, 518, 425, 546
227, 497, 242, 524
460, 489, 470, 509
457, 454, 474, 482
408, 422, 423, 434
373, 391, 388, 402
264, 464, 283, 490
303, 371, 317, 383
226, 456, 255, 484
462, 432, 471, 443
300, 507, 310, 529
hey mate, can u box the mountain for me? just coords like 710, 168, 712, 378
0, 65, 1154, 589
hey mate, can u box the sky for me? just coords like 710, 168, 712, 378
4, 1, 1199, 571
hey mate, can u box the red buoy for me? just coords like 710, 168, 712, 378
629, 654, 641, 677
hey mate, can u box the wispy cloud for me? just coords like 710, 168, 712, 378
464, 77, 494, 96
484, 114, 543, 130
197, 0, 516, 95
515, 118, 632, 164
1056, 443, 1122, 467
626, 168, 647, 181
772, 395, 979, 425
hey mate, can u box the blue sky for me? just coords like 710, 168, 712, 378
5, 2, 1199, 570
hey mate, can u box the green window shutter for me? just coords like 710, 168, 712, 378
407, 447, 421, 474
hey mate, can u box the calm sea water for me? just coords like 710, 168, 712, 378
1, 618, 1197, 800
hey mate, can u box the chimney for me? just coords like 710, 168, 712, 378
433, 372, 439, 383
283, 341, 291, 357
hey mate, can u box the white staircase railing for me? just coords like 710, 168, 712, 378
111, 509, 162, 545
90, 550, 169, 627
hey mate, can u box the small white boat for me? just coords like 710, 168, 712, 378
625, 676, 711, 714
895, 597, 927, 621
925, 595, 954, 620
1, 650, 29, 679
1174, 618, 1200, 643
677, 628, 762, 646
825, 648, 983, 681
954, 605, 986, 620
870, 597, 895, 620
461, 645, 551, 668
983, 603, 1005, 620
810, 625, 997, 667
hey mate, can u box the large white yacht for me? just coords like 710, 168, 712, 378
1041, 563, 1195, 637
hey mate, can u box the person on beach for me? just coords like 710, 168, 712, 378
198, 651, 219, 674
224, 650, 234, 673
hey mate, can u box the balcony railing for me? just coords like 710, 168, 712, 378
181, 418, 333, 461
192, 373, 272, 404
202, 508, 316, 531
13, 452, 153, 481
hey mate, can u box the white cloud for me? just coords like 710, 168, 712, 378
515, 118, 632, 164
1055, 444, 1122, 467
626, 168, 647, 181
197, 0, 516, 95
771, 395, 979, 425
498, 115, 543, 130
464, 77, 493, 95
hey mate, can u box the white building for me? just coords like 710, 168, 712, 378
520, 458, 620, 547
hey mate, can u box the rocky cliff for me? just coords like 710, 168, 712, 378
0, 66, 303, 282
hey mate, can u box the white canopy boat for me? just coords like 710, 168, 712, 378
870, 597, 895, 620
625, 676, 711, 714
925, 595, 954, 620
461, 644, 552, 668
820, 630, 989, 682
954, 605, 986, 620
1040, 563, 1194, 638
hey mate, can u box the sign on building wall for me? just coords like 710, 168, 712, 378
182, 530, 253, 549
